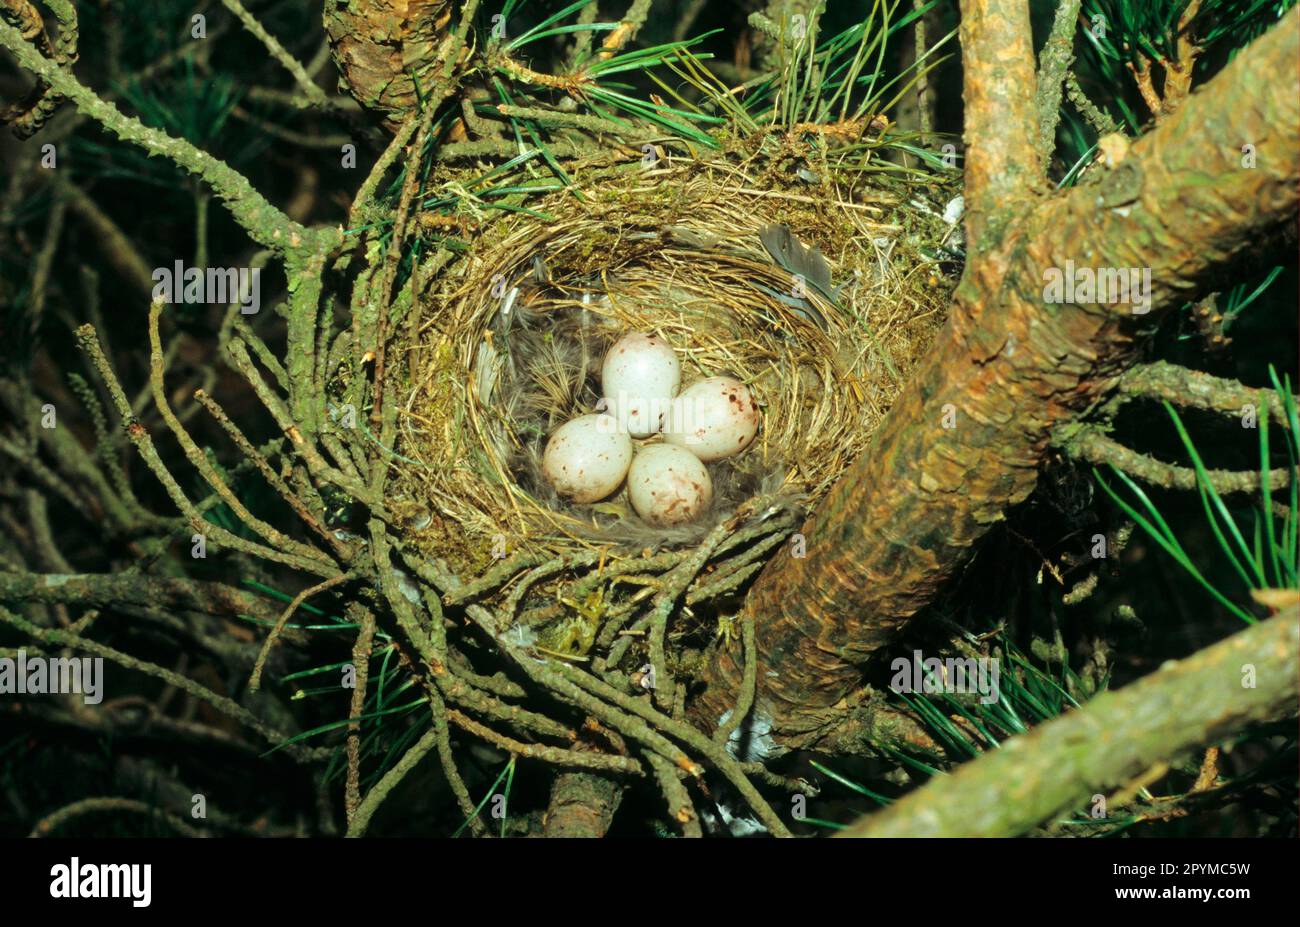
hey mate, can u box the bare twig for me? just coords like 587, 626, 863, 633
1034, 0, 1083, 162
219, 0, 331, 109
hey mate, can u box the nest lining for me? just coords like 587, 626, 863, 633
394, 161, 950, 579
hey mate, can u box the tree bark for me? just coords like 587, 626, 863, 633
691, 4, 1300, 751
542, 772, 624, 837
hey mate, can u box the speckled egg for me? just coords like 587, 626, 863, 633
661, 376, 759, 462
541, 414, 633, 503
601, 332, 681, 438
627, 444, 713, 526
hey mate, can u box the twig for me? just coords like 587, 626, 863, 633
913, 0, 933, 136
344, 604, 377, 823
1162, 0, 1204, 114
148, 301, 335, 569
1064, 71, 1119, 136
445, 594, 702, 778
444, 550, 550, 605
75, 324, 335, 576
219, 0, 331, 108
447, 709, 642, 775
600, 0, 653, 58
646, 752, 702, 837
29, 797, 204, 838
194, 388, 350, 560
0, 0, 77, 137
1114, 362, 1288, 426
249, 573, 354, 690
1064, 429, 1293, 494
647, 521, 732, 710
345, 725, 440, 837
1034, 0, 1083, 162
429, 694, 489, 837
0, 18, 321, 254
222, 337, 387, 512
0, 571, 283, 628
555, 661, 792, 837
713, 615, 757, 746
0, 604, 328, 762
436, 670, 575, 741
371, 105, 439, 432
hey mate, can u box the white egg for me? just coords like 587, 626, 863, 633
601, 332, 680, 438
661, 376, 759, 462
627, 445, 713, 526
541, 414, 633, 503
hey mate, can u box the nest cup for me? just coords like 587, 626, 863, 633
395, 166, 948, 578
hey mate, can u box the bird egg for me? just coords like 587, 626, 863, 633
628, 445, 713, 526
542, 414, 633, 503
601, 332, 680, 438
662, 376, 759, 462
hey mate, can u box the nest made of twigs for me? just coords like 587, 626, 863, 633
393, 156, 950, 580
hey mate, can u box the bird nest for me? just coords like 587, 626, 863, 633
391, 156, 951, 624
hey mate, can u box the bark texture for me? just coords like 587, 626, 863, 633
324, 0, 451, 129
542, 772, 625, 837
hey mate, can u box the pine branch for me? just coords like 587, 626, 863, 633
839, 608, 1298, 837
958, 0, 1042, 249
219, 0, 331, 109
1115, 361, 1289, 425
1064, 429, 1293, 494
543, 771, 627, 837
1034, 0, 1083, 162
29, 797, 205, 838
0, 604, 330, 763
691, 6, 1300, 752
0, 571, 283, 626
0, 18, 320, 254
1064, 70, 1118, 136
0, 0, 76, 136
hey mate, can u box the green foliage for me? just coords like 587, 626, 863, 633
1097, 372, 1299, 624
753, 0, 950, 129
452, 755, 515, 838
662, 0, 957, 173
802, 632, 1103, 831
893, 634, 1096, 769
1081, 0, 1296, 73
72, 62, 263, 192
1213, 266, 1286, 335
1070, 0, 1298, 138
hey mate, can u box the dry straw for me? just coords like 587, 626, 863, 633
394, 155, 950, 587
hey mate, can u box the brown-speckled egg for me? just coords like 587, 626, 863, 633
542, 414, 633, 503
627, 444, 713, 526
661, 376, 759, 462
601, 332, 681, 438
